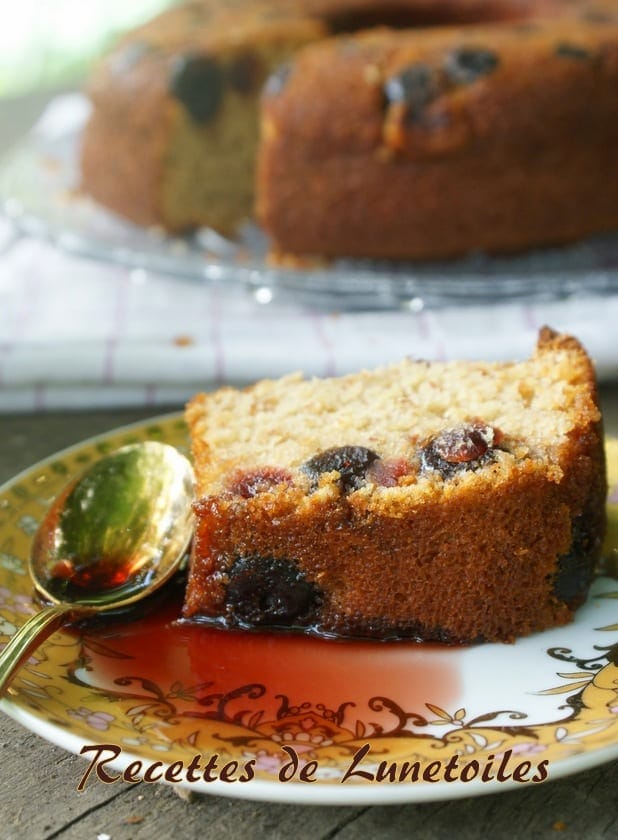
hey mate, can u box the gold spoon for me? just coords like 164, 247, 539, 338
0, 441, 194, 695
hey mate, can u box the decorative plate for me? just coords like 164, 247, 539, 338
1, 94, 618, 311
1, 415, 617, 805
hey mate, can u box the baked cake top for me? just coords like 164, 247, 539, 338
186, 329, 601, 504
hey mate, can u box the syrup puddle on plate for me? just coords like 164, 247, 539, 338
76, 584, 462, 733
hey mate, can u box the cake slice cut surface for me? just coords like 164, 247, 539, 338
183, 329, 606, 643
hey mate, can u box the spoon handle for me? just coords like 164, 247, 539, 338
0, 604, 86, 696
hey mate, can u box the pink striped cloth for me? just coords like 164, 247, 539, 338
1, 222, 618, 413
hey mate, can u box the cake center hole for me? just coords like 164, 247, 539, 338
325, 0, 538, 33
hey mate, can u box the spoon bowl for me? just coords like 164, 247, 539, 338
0, 441, 194, 695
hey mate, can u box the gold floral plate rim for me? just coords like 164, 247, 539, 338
0, 414, 617, 806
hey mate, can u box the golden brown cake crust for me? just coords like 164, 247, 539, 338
81, 0, 618, 255
183, 330, 607, 643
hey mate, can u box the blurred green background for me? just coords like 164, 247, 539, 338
0, 0, 173, 98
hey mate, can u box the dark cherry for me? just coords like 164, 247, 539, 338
444, 47, 499, 85
555, 43, 592, 61
263, 62, 293, 97
553, 515, 599, 607
170, 54, 224, 123
226, 466, 292, 498
228, 52, 263, 95
383, 63, 440, 124
301, 445, 380, 492
225, 556, 322, 627
420, 423, 496, 479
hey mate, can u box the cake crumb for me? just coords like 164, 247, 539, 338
173, 786, 196, 802
552, 821, 567, 831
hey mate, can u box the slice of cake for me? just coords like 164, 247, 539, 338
183, 329, 606, 643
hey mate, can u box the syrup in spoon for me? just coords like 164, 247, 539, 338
0, 441, 194, 695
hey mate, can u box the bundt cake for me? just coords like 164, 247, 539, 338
182, 328, 607, 643
80, 1, 618, 259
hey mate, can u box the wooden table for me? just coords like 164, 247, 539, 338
1, 396, 617, 840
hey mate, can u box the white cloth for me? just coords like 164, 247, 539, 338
0, 97, 617, 412
1, 227, 618, 412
